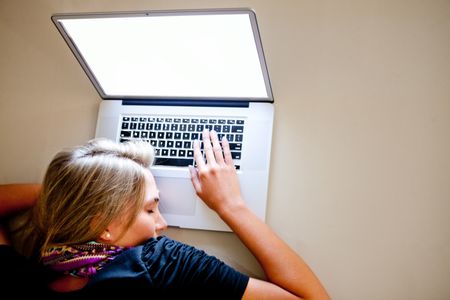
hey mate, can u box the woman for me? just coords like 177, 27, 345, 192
1, 129, 330, 299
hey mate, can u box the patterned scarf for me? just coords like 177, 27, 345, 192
42, 241, 128, 278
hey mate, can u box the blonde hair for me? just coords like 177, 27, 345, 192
11, 138, 154, 259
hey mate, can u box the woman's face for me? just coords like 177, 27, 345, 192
105, 170, 167, 247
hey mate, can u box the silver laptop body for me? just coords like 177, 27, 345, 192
52, 8, 274, 231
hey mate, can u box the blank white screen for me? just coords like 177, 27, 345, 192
60, 14, 268, 98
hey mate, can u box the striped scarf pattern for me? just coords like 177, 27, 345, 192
42, 241, 128, 278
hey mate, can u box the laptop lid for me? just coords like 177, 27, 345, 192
51, 8, 273, 102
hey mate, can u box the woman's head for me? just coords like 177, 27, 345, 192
22, 138, 166, 256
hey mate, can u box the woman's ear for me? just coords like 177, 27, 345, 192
100, 230, 112, 242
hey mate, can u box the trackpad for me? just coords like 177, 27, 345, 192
154, 177, 197, 216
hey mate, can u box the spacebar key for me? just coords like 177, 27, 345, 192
154, 157, 193, 167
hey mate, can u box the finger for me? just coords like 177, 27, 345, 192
202, 129, 216, 165
188, 166, 201, 193
210, 130, 225, 165
193, 140, 205, 169
221, 136, 234, 166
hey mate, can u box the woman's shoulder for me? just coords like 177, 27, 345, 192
141, 235, 205, 260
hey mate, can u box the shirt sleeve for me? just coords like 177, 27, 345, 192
141, 236, 250, 299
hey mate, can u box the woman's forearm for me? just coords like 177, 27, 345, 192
218, 202, 330, 300
0, 184, 41, 216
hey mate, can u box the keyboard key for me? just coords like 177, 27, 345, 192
154, 157, 193, 167
120, 131, 131, 138
231, 152, 241, 159
235, 134, 243, 142
231, 125, 244, 133
229, 143, 242, 151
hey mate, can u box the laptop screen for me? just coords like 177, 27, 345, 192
52, 9, 273, 101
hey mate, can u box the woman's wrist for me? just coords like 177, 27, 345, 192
216, 198, 248, 223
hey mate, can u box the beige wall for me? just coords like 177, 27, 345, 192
1, 0, 449, 299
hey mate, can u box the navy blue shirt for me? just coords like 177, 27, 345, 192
1, 236, 250, 299
83, 236, 250, 298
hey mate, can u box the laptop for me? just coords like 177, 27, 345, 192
51, 8, 274, 232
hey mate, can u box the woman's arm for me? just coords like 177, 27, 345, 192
0, 184, 41, 245
189, 130, 330, 300
0, 184, 41, 216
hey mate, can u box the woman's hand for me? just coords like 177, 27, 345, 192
189, 129, 245, 215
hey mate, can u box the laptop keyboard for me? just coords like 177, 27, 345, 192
119, 115, 244, 169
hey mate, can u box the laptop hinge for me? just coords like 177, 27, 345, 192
122, 99, 250, 108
